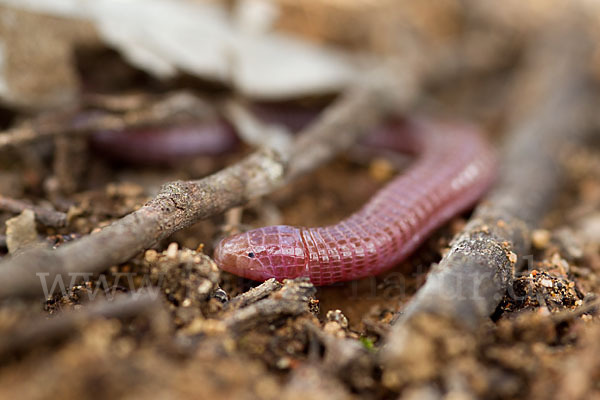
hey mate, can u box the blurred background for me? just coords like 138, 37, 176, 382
0, 1, 599, 399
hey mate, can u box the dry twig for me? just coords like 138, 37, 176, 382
224, 100, 294, 153
222, 278, 316, 333
0, 92, 214, 150
0, 195, 67, 227
226, 278, 283, 310
382, 16, 596, 382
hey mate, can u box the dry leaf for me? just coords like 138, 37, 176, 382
0, 0, 355, 104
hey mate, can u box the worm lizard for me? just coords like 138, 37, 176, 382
214, 119, 496, 285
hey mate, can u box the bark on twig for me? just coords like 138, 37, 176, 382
383, 17, 595, 376
223, 278, 316, 333
0, 74, 410, 299
381, 22, 595, 389
0, 195, 67, 227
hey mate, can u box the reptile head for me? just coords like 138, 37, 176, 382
214, 225, 307, 281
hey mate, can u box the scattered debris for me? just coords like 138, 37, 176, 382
5, 209, 39, 253
0, 1, 598, 399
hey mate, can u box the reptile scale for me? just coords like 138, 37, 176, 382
214, 119, 497, 285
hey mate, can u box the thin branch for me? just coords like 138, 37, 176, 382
0, 73, 410, 299
223, 99, 294, 153
383, 15, 596, 373
0, 91, 214, 150
381, 20, 596, 389
0, 195, 67, 228
226, 278, 283, 310
222, 278, 316, 333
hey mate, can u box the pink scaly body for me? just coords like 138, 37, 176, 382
214, 119, 496, 285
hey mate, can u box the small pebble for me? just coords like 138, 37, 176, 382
326, 309, 349, 328
369, 158, 395, 182
144, 249, 158, 263
276, 357, 291, 369
197, 280, 213, 295
166, 242, 179, 259
540, 279, 553, 288
532, 229, 551, 249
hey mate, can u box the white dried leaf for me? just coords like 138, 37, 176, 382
232, 33, 353, 99
234, 0, 279, 34
89, 0, 234, 81
0, 0, 355, 100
